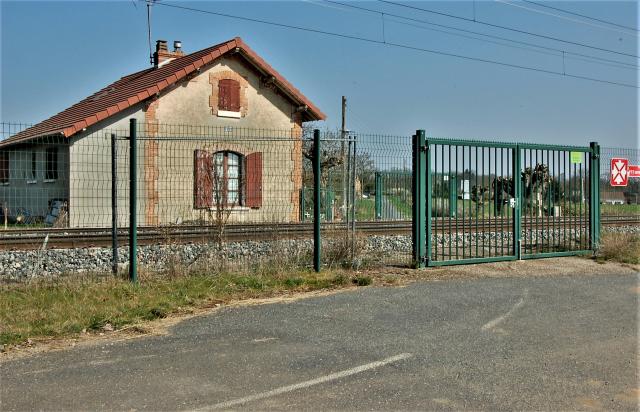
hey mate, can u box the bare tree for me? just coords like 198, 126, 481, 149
204, 154, 241, 250
301, 126, 344, 187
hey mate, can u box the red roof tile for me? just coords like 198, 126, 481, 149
2, 37, 325, 147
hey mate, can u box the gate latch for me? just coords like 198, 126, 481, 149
509, 198, 517, 209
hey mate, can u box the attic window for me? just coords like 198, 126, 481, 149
218, 79, 241, 116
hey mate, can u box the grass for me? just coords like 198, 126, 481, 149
596, 232, 640, 265
356, 198, 375, 221
600, 203, 640, 216
387, 194, 412, 218
0, 267, 367, 346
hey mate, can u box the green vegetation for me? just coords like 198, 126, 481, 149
387, 195, 412, 218
356, 197, 375, 221
0, 268, 372, 346
600, 203, 640, 216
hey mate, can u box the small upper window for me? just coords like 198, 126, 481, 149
46, 148, 58, 180
218, 79, 241, 113
0, 151, 8, 184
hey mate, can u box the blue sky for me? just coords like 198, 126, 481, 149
1, 0, 638, 148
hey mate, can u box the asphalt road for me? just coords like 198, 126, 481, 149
1, 272, 638, 411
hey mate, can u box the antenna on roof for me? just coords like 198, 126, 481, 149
146, 0, 160, 66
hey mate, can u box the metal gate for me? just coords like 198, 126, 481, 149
412, 130, 600, 267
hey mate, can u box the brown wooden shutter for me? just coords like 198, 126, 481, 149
245, 152, 262, 208
218, 79, 240, 112
194, 150, 213, 208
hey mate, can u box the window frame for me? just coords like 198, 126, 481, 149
27, 151, 37, 183
212, 151, 244, 207
0, 151, 9, 185
45, 147, 58, 181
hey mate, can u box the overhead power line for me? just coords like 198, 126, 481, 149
522, 0, 639, 32
324, 0, 637, 70
496, 0, 638, 36
154, 1, 638, 89
378, 0, 639, 59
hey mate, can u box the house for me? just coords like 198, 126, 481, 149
601, 191, 626, 205
0, 37, 325, 227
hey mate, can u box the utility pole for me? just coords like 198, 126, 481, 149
341, 96, 347, 220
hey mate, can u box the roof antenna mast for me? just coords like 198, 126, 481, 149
146, 0, 157, 66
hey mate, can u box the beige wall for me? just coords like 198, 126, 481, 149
154, 56, 300, 130
66, 54, 304, 227
68, 105, 147, 228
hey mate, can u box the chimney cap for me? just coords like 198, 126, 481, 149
173, 40, 182, 51
156, 40, 168, 51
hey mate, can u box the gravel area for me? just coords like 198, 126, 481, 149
1, 225, 637, 281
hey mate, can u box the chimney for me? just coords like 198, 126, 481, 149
153, 40, 185, 68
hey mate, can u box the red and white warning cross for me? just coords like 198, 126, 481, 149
610, 158, 629, 186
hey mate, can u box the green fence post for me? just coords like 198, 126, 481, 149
313, 129, 321, 272
412, 130, 427, 268
375, 172, 382, 220
589, 141, 601, 250
128, 118, 138, 283
513, 144, 522, 260
111, 133, 118, 276
299, 188, 305, 222
449, 174, 457, 218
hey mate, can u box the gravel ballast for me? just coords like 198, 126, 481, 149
1, 225, 637, 281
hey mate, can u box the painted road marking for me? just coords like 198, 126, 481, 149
482, 289, 528, 331
197, 353, 413, 410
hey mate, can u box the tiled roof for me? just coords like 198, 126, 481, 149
2, 37, 325, 147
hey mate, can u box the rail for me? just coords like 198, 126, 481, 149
0, 215, 637, 250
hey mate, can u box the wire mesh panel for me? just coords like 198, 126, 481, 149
520, 146, 591, 256
0, 126, 130, 252
427, 139, 517, 264
311, 132, 413, 269
600, 147, 639, 218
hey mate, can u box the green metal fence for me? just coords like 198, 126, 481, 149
599, 147, 639, 217
412, 131, 600, 267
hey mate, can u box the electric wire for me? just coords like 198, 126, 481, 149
324, 0, 638, 69
154, 1, 638, 89
496, 0, 638, 36
379, 0, 639, 58
522, 0, 639, 32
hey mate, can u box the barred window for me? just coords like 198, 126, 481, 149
0, 151, 8, 184
46, 148, 58, 180
30, 151, 37, 180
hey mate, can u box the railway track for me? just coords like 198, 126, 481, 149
0, 216, 637, 250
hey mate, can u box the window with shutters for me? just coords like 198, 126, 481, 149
0, 151, 9, 185
213, 151, 242, 207
194, 150, 262, 209
218, 79, 241, 117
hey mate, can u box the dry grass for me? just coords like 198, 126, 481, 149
597, 232, 640, 265
0, 262, 358, 347
323, 231, 368, 269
